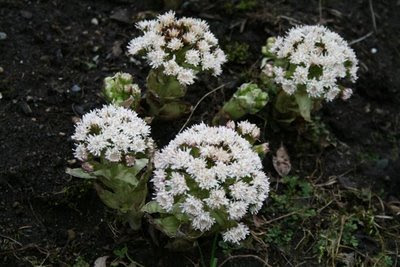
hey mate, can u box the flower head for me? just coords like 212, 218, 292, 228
72, 104, 153, 164
152, 123, 270, 243
127, 11, 227, 85
268, 25, 358, 101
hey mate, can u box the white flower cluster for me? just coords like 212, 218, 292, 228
269, 25, 358, 101
153, 123, 269, 244
128, 11, 227, 86
72, 104, 153, 163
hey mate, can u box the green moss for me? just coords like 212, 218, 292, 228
224, 42, 250, 64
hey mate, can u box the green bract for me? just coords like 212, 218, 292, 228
103, 72, 141, 111
213, 83, 269, 125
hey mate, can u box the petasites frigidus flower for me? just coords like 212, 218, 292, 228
128, 11, 227, 85
264, 25, 358, 101
127, 11, 227, 120
67, 104, 154, 230
149, 122, 270, 244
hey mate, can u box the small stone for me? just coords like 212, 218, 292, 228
73, 105, 85, 116
12, 201, 20, 208
67, 229, 76, 241
376, 159, 389, 170
0, 66, 3, 73
40, 55, 50, 62
71, 84, 81, 93
71, 116, 81, 123
20, 10, 33, 19
110, 9, 130, 24
111, 41, 123, 58
67, 159, 77, 165
371, 48, 377, 54
20, 101, 32, 115
0, 92, 2, 99
59, 132, 66, 136
91, 18, 99, 25
0, 32, 7, 40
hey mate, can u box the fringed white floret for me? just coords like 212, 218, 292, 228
269, 25, 359, 101
72, 104, 153, 163
222, 223, 250, 244
127, 11, 227, 86
152, 123, 270, 244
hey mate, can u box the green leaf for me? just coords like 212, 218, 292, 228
141, 201, 165, 214
294, 91, 313, 122
65, 168, 96, 179
158, 101, 191, 120
147, 69, 186, 99
274, 90, 297, 114
154, 216, 181, 237
124, 210, 143, 230
94, 184, 121, 210
131, 158, 148, 174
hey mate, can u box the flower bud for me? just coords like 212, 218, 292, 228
341, 88, 353, 101
82, 162, 94, 172
226, 120, 236, 130
125, 155, 136, 167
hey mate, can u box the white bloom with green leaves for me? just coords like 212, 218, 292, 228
72, 104, 152, 163
152, 123, 270, 244
128, 11, 227, 86
266, 25, 358, 101
68, 104, 154, 230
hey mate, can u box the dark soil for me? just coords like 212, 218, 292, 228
1, 0, 399, 266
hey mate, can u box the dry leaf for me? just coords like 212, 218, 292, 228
272, 144, 291, 177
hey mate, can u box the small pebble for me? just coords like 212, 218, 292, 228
67, 229, 76, 241
59, 132, 66, 136
20, 101, 32, 115
0, 66, 3, 73
20, 10, 33, 19
67, 159, 77, 165
371, 48, 377, 54
91, 18, 99, 25
71, 84, 81, 93
0, 32, 7, 40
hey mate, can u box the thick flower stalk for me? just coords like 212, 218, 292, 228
66, 104, 154, 230
127, 11, 227, 119
261, 25, 358, 122
213, 83, 269, 125
103, 72, 142, 111
144, 122, 269, 244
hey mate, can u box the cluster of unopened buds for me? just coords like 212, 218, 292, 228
103, 72, 142, 110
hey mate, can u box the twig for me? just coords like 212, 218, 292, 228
178, 83, 227, 133
349, 31, 373, 45
264, 211, 297, 224
333, 216, 346, 266
0, 233, 22, 246
369, 0, 377, 32
218, 254, 271, 267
